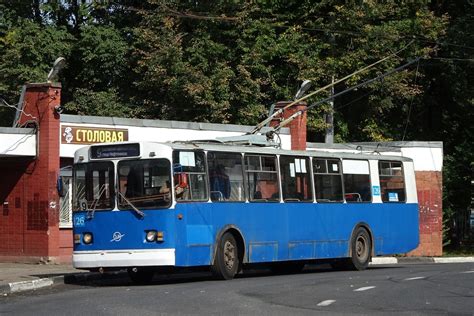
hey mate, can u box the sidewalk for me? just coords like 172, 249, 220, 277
0, 262, 106, 295
1, 257, 473, 295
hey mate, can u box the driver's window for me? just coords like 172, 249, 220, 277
172, 150, 208, 201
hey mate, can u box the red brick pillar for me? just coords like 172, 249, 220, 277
270, 101, 307, 151
17, 83, 62, 261
408, 171, 443, 256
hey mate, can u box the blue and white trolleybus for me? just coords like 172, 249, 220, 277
72, 140, 419, 282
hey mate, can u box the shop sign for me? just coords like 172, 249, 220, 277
61, 126, 129, 144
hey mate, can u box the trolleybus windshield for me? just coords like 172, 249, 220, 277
73, 162, 115, 212
117, 159, 172, 209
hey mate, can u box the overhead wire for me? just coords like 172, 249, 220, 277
271, 57, 422, 134
249, 40, 416, 134
0, 97, 37, 121
333, 91, 373, 111
83, 3, 474, 53
328, 56, 470, 113
291, 25, 474, 51
153, 5, 474, 52
428, 57, 474, 62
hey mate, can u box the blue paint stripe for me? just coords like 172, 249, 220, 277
74, 202, 419, 266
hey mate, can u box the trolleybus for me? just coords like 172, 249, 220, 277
72, 141, 419, 282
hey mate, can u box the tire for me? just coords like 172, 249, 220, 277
128, 267, 155, 284
349, 227, 372, 270
211, 232, 240, 280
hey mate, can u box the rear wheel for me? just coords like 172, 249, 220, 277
128, 267, 154, 284
211, 232, 240, 280
349, 227, 372, 270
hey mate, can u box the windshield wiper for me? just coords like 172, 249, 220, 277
117, 191, 145, 218
86, 184, 107, 219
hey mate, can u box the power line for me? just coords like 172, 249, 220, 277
282, 25, 474, 51
158, 7, 474, 52
250, 40, 415, 135
126, 3, 474, 52
163, 6, 239, 21
429, 57, 474, 62
272, 57, 421, 133
334, 91, 372, 111
0, 97, 37, 121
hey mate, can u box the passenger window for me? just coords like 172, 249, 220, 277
313, 158, 343, 202
172, 150, 208, 201
207, 152, 244, 202
245, 155, 279, 202
342, 160, 371, 202
379, 161, 406, 202
280, 156, 312, 202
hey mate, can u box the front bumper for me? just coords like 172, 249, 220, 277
73, 248, 175, 268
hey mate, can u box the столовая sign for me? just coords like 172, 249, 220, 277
61, 126, 129, 144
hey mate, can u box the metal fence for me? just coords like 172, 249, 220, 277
59, 176, 72, 228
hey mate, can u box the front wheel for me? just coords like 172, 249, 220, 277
349, 227, 372, 270
211, 232, 240, 280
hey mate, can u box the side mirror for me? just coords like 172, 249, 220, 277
57, 176, 65, 197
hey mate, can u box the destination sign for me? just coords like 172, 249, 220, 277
61, 126, 129, 144
90, 143, 140, 159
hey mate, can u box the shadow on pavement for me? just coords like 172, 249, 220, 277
63, 262, 400, 288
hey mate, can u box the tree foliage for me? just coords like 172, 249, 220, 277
0, 1, 472, 244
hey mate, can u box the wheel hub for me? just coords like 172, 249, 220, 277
356, 236, 368, 259
224, 240, 235, 270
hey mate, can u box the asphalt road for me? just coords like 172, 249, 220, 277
1, 263, 473, 315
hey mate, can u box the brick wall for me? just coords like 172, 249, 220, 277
59, 229, 73, 263
0, 158, 29, 256
271, 101, 307, 151
0, 83, 62, 262
407, 171, 443, 256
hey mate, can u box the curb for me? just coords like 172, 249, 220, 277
1, 275, 63, 296
0, 272, 119, 296
433, 256, 474, 263
370, 256, 474, 265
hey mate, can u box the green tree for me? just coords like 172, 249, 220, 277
0, 18, 73, 125
64, 88, 137, 117
421, 1, 474, 244
62, 25, 135, 116
1, 0, 471, 248
131, 0, 445, 135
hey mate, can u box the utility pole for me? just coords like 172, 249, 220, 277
325, 28, 335, 144
325, 75, 334, 144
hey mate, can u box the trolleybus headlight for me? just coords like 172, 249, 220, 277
146, 230, 157, 242
83, 233, 93, 244
156, 231, 164, 242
